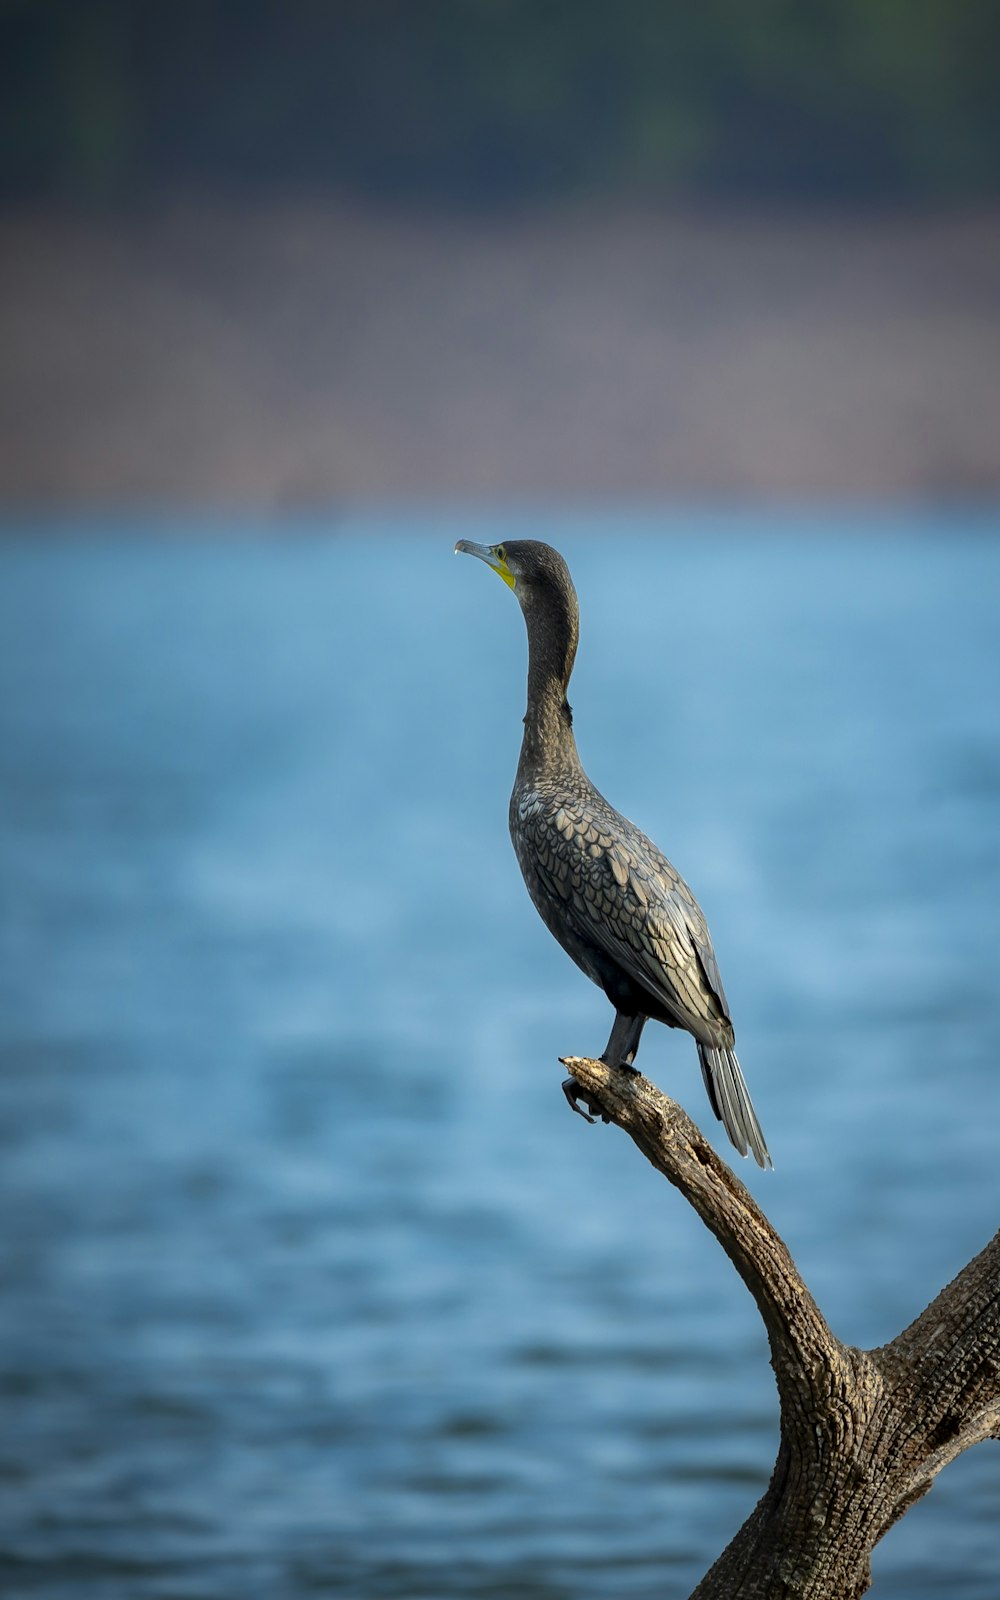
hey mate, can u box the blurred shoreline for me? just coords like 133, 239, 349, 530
3, 198, 1000, 507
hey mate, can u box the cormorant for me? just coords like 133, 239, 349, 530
455, 538, 771, 1169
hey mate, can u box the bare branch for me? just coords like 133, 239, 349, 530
909, 1399, 1000, 1488
881, 1228, 1000, 1380
560, 1056, 839, 1404
558, 1056, 1000, 1599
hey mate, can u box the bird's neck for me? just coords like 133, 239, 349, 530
518, 594, 581, 778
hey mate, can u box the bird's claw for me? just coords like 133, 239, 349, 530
561, 1076, 610, 1124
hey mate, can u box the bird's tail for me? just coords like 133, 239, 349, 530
697, 1044, 772, 1170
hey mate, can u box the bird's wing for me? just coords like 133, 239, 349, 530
605, 841, 732, 1037
647, 847, 732, 1018
522, 802, 732, 1040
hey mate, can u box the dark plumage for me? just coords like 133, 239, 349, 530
456, 537, 771, 1169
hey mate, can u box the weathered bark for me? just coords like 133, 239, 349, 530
560, 1055, 1000, 1600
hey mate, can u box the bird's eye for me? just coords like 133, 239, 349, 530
495, 544, 506, 563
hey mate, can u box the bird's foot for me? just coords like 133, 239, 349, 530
561, 1075, 610, 1124
598, 1052, 640, 1076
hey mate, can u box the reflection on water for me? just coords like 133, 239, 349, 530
0, 516, 998, 1598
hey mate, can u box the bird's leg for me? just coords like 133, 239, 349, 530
561, 1011, 647, 1124
601, 1011, 646, 1073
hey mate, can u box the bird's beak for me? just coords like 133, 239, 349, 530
454, 539, 516, 590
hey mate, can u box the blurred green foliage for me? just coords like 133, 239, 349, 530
2, 0, 998, 204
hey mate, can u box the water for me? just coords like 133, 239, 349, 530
0, 514, 998, 1598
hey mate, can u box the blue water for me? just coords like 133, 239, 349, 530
0, 515, 998, 1599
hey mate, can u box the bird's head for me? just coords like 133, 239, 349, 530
454, 538, 580, 694
454, 539, 576, 617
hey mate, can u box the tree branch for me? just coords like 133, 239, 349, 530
560, 1056, 839, 1406
558, 1056, 1000, 1599
905, 1399, 1000, 1490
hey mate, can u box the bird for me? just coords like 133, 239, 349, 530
455, 538, 771, 1169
